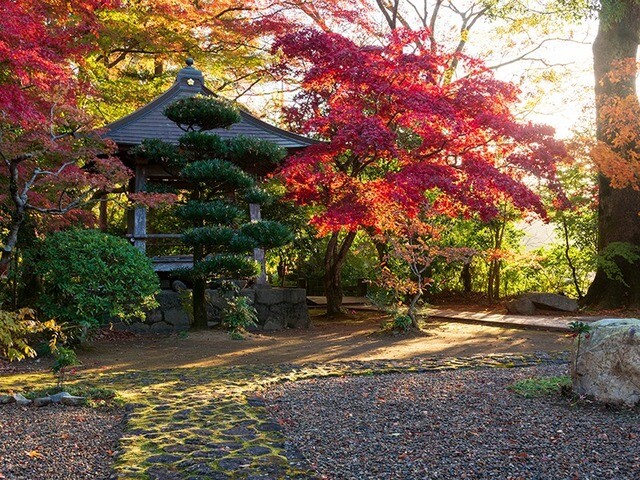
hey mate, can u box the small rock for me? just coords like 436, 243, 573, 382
33, 397, 52, 407
171, 280, 188, 292
50, 391, 72, 403
60, 395, 86, 406
0, 394, 15, 405
146, 454, 181, 464
13, 393, 31, 406
506, 297, 536, 315
245, 446, 271, 456
262, 320, 282, 331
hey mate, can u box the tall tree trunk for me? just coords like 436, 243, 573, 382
562, 219, 584, 300
1, 161, 27, 274
487, 219, 505, 301
461, 261, 473, 293
192, 244, 208, 328
191, 187, 208, 328
323, 230, 357, 316
584, 2, 640, 308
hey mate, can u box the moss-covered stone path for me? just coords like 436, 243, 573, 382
1, 352, 569, 479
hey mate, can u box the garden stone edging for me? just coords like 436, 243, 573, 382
118, 286, 310, 333
0, 391, 86, 408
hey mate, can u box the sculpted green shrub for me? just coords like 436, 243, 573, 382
34, 229, 159, 341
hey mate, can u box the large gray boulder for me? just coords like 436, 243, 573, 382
506, 292, 578, 315
526, 293, 578, 312
571, 318, 640, 407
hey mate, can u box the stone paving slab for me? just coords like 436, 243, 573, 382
425, 308, 606, 332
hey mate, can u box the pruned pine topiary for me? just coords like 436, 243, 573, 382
244, 187, 274, 206
190, 255, 260, 280
181, 159, 253, 189
133, 139, 183, 168
240, 221, 293, 250
226, 135, 287, 169
178, 131, 227, 160
136, 95, 293, 329
164, 96, 241, 131
176, 201, 245, 224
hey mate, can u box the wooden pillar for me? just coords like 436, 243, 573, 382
133, 165, 147, 253
249, 203, 267, 285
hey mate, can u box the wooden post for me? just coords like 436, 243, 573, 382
133, 165, 147, 253
249, 203, 267, 285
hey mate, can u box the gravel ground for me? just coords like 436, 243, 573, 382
265, 364, 640, 480
0, 404, 124, 480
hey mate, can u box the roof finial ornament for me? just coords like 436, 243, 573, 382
176, 57, 204, 87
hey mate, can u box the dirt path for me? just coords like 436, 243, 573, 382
76, 311, 569, 373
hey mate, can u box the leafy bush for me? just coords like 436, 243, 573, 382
222, 295, 258, 338
0, 308, 61, 361
391, 314, 413, 333
33, 229, 159, 341
597, 242, 640, 287
52, 346, 79, 388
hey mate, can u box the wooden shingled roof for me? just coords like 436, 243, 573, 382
104, 59, 317, 150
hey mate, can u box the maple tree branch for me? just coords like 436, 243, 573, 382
21, 161, 77, 198
215, 6, 252, 19
428, 0, 444, 50
25, 187, 102, 215
376, 0, 396, 29
487, 38, 588, 70
405, 0, 429, 28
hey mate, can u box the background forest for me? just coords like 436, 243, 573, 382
1, 0, 640, 356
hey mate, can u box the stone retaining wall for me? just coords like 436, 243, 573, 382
121, 287, 310, 333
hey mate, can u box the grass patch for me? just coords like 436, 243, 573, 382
509, 375, 571, 398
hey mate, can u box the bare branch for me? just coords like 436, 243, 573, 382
487, 38, 586, 70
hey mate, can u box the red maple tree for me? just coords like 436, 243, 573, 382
273, 28, 569, 314
0, 0, 131, 271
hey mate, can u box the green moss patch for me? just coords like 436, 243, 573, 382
509, 375, 571, 398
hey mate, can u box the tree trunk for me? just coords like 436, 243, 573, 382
192, 244, 208, 329
0, 212, 24, 273
584, 2, 640, 308
562, 219, 584, 300
191, 185, 208, 328
1, 161, 27, 274
461, 261, 472, 293
487, 219, 505, 301
323, 230, 357, 316
408, 288, 422, 329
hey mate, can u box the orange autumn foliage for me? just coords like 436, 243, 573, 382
591, 59, 640, 190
